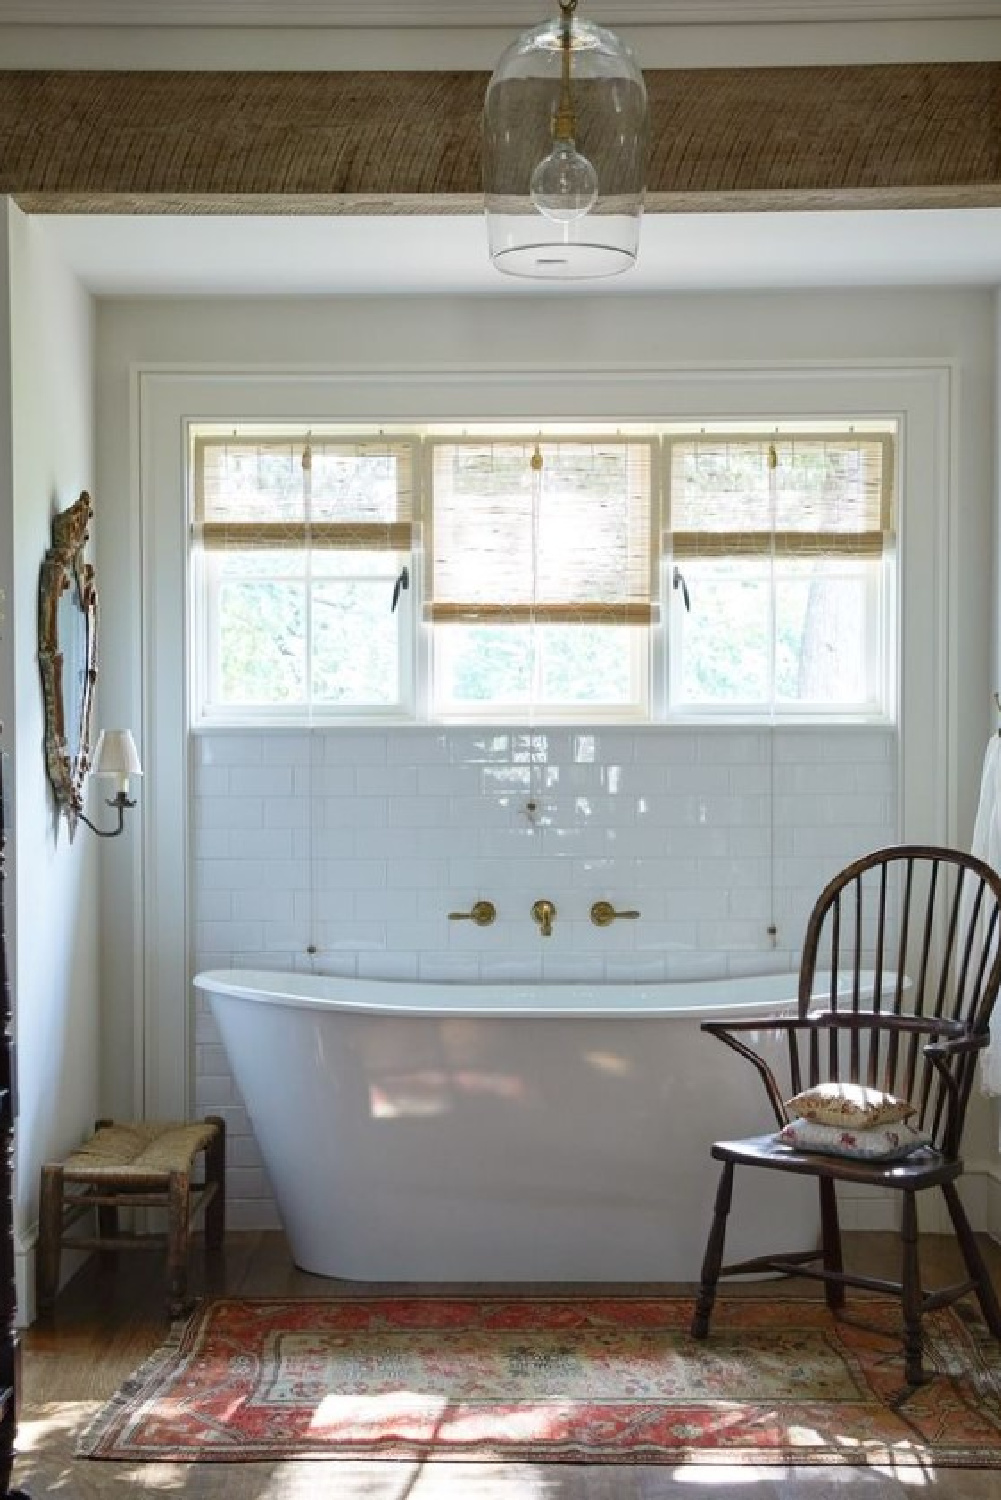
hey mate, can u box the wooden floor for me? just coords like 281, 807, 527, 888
12, 1229, 1001, 1498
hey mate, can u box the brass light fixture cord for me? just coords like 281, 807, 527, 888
553, 0, 578, 143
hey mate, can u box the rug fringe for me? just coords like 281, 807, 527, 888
74, 1301, 202, 1459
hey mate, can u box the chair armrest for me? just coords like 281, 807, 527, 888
923, 1033, 988, 1059
808, 1012, 966, 1039
923, 1033, 987, 1156
700, 1020, 795, 1127
699, 1016, 803, 1034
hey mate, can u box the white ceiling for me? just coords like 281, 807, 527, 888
37, 207, 1001, 297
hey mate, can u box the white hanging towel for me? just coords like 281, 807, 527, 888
970, 735, 1001, 1095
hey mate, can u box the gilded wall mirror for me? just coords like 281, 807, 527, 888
38, 492, 98, 838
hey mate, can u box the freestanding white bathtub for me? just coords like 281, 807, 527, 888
195, 968, 823, 1282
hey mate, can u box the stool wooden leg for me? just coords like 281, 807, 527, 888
92, 1118, 121, 1247
37, 1166, 64, 1317
166, 1169, 191, 1319
204, 1115, 226, 1252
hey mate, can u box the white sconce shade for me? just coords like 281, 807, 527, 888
483, 0, 649, 280
93, 729, 143, 796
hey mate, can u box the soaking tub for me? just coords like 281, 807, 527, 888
195, 968, 824, 1282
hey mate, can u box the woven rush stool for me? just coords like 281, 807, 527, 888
37, 1115, 225, 1319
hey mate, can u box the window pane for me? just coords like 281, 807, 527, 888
218, 581, 306, 704
540, 626, 636, 704
435, 626, 534, 706
310, 450, 407, 524
434, 624, 640, 712
775, 563, 868, 703
676, 563, 769, 704
216, 547, 305, 580
311, 580, 400, 706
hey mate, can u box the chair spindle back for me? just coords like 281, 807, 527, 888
793, 846, 1001, 1154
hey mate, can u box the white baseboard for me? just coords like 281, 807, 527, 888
15, 1227, 89, 1331
981, 1162, 1001, 1243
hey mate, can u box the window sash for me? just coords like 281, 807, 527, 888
667, 553, 886, 714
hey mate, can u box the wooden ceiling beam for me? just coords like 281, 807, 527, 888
3, 64, 1000, 213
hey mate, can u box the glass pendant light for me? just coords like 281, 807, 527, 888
483, 0, 648, 280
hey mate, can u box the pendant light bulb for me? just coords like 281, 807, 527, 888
530, 137, 599, 222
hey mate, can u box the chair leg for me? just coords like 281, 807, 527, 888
203, 1115, 226, 1252
36, 1165, 64, 1317
900, 1191, 927, 1386
166, 1169, 191, 1320
819, 1176, 845, 1312
941, 1180, 1001, 1340
691, 1161, 734, 1339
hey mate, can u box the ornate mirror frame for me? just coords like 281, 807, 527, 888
38, 492, 99, 838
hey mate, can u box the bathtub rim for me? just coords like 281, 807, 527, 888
192, 965, 856, 1021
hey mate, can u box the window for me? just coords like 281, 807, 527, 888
189, 420, 896, 726
426, 437, 656, 718
191, 430, 414, 719
666, 429, 894, 715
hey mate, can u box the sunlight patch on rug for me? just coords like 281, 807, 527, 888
77, 1295, 1001, 1467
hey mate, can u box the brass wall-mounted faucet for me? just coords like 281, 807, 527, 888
531, 899, 556, 937
448, 900, 497, 927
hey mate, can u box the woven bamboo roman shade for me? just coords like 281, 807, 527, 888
427, 438, 657, 625
667, 432, 894, 560
193, 434, 415, 550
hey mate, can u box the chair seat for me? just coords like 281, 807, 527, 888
710, 1132, 960, 1188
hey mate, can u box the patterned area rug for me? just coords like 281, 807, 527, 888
77, 1294, 1001, 1467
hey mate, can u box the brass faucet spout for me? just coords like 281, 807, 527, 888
531, 899, 556, 937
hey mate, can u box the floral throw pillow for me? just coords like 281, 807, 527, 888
785, 1081, 915, 1128
776, 1115, 932, 1161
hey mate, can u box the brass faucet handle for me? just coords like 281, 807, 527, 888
448, 899, 497, 927
590, 900, 640, 927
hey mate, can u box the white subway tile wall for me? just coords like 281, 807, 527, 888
192, 725, 897, 1228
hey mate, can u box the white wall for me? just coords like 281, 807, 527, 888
95, 284, 996, 1234
5, 201, 98, 1319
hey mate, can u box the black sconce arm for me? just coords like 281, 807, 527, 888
76, 791, 136, 840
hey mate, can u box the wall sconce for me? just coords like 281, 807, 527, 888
78, 729, 142, 839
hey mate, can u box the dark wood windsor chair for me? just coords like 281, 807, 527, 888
690, 844, 1001, 1386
